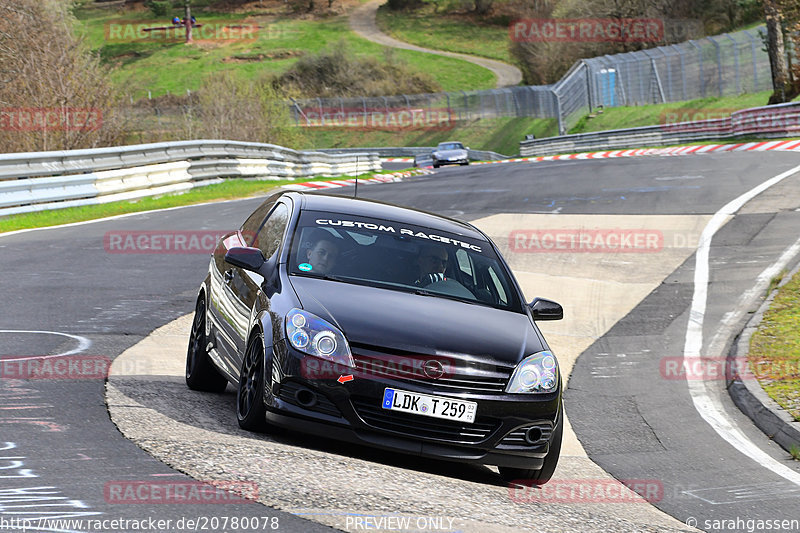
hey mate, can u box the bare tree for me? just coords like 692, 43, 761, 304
764, 0, 791, 103
184, 71, 301, 147
0, 0, 124, 153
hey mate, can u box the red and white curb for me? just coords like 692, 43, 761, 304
282, 169, 433, 191
471, 139, 800, 165
381, 157, 414, 163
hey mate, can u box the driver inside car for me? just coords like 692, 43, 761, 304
301, 233, 339, 276
414, 244, 449, 287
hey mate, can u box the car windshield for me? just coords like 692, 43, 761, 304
288, 210, 522, 312
438, 143, 464, 150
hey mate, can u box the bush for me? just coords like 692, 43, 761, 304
181, 72, 302, 148
273, 43, 441, 97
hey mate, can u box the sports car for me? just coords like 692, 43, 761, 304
186, 191, 564, 483
431, 142, 470, 168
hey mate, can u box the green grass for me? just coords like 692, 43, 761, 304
299, 117, 557, 156
569, 91, 776, 134
73, 5, 495, 99
748, 268, 800, 422
375, 4, 513, 65
0, 171, 405, 233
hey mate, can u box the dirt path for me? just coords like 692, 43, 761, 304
349, 0, 522, 88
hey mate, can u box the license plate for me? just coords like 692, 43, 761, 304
382, 388, 477, 423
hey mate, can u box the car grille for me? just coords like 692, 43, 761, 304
497, 422, 553, 448
351, 397, 498, 444
351, 344, 513, 395
278, 381, 342, 418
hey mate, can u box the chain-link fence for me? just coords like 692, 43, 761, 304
287, 85, 559, 127
562, 28, 774, 132
288, 26, 775, 136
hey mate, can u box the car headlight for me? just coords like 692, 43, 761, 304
286, 309, 354, 367
506, 350, 559, 394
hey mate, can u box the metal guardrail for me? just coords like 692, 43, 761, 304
317, 147, 513, 160
0, 140, 380, 217
519, 102, 800, 157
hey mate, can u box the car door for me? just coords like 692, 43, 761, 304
218, 200, 291, 373
208, 199, 276, 376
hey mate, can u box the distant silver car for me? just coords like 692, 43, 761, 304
432, 142, 469, 168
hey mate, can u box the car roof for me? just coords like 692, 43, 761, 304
437, 141, 463, 146
285, 192, 487, 241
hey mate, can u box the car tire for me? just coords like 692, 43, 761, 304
498, 405, 563, 485
236, 335, 269, 432
461, 162, 469, 166
185, 295, 228, 392
433, 163, 439, 168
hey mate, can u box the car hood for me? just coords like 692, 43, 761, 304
289, 276, 544, 365
433, 149, 467, 158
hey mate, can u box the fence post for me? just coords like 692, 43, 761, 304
461, 90, 469, 121
554, 91, 564, 135
659, 48, 672, 101
743, 30, 759, 91
583, 61, 593, 113
637, 53, 646, 104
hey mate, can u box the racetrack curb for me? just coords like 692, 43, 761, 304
472, 139, 800, 165
281, 168, 432, 191
728, 261, 800, 455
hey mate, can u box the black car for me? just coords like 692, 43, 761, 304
186, 191, 564, 483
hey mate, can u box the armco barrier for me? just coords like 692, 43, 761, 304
519, 102, 800, 157
0, 140, 380, 217
318, 147, 513, 161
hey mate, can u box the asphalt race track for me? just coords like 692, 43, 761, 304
2, 151, 800, 533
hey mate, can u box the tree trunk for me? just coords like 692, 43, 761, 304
764, 0, 789, 103
184, 1, 192, 43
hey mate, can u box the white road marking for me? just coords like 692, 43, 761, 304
683, 163, 800, 486
0, 330, 91, 361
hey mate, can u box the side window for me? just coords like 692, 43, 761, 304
254, 203, 290, 259
240, 201, 275, 245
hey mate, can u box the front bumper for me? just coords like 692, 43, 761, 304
267, 343, 561, 469
433, 157, 469, 166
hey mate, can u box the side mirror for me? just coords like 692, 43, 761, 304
224, 247, 265, 272
529, 297, 563, 321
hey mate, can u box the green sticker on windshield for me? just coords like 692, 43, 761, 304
298, 263, 313, 271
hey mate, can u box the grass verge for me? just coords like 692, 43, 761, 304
299, 117, 558, 156
375, 4, 512, 64
748, 268, 800, 422
569, 91, 776, 134
74, 5, 495, 98
0, 172, 402, 234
